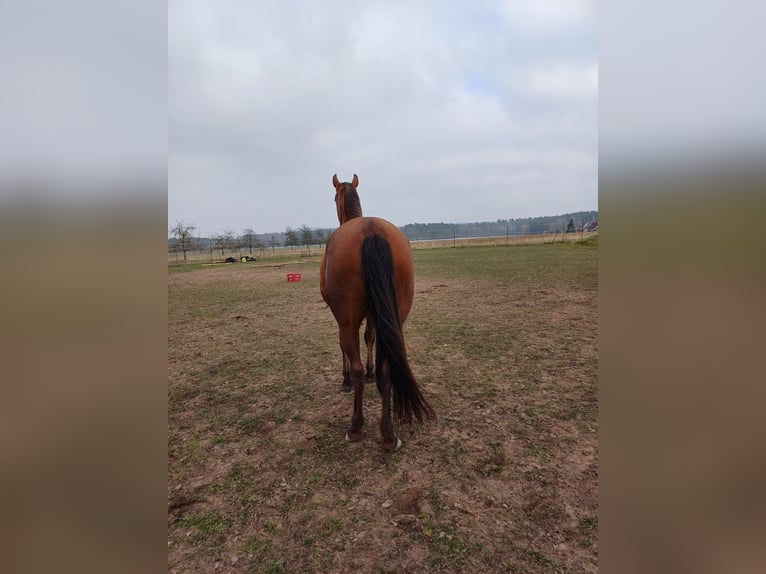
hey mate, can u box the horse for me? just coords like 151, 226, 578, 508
320, 174, 435, 451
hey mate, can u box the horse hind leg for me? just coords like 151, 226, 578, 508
364, 318, 375, 380
339, 325, 365, 442
377, 358, 401, 451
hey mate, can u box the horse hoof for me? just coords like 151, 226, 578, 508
382, 437, 402, 452
345, 430, 364, 442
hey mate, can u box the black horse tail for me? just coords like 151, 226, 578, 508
361, 233, 435, 424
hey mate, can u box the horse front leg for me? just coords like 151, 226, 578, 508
339, 325, 365, 442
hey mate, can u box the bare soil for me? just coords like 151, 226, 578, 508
168, 243, 598, 573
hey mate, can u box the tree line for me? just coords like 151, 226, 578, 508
169, 210, 598, 261
399, 210, 598, 240
168, 221, 336, 261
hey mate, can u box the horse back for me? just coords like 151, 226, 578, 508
321, 217, 414, 322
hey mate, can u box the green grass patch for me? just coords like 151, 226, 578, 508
412, 243, 597, 289
236, 416, 263, 435
523, 547, 557, 569
577, 515, 598, 548
175, 510, 230, 542
576, 234, 598, 247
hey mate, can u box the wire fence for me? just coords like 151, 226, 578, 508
168, 230, 597, 265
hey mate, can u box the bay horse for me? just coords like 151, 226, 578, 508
320, 174, 435, 451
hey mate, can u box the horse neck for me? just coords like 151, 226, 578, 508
339, 193, 363, 224
340, 208, 362, 224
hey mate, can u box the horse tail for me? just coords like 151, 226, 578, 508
361, 233, 435, 424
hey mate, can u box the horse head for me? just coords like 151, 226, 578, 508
332, 173, 362, 224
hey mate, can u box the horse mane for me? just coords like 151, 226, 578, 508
342, 185, 363, 221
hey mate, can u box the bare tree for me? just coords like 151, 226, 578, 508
314, 229, 326, 248
169, 220, 196, 261
213, 229, 234, 258
299, 224, 313, 255
284, 226, 298, 250
269, 234, 277, 252
222, 229, 236, 256
241, 228, 260, 254
170, 219, 197, 261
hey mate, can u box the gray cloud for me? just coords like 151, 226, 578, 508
169, 0, 597, 234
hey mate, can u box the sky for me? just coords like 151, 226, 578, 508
168, 0, 597, 236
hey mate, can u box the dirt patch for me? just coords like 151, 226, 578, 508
168, 245, 598, 573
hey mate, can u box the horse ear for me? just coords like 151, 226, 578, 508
332, 174, 340, 189
352, 174, 359, 188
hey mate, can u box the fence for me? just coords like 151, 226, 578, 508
408, 230, 597, 249
167, 231, 598, 265
167, 242, 322, 265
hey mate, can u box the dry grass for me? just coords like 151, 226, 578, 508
410, 231, 597, 250
167, 232, 598, 265
168, 240, 598, 573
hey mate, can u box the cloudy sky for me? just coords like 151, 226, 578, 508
169, 0, 597, 236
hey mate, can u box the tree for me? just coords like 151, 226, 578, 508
566, 218, 575, 233
299, 224, 313, 254
212, 233, 226, 257
169, 220, 196, 261
284, 226, 298, 250
222, 229, 236, 255
269, 235, 277, 252
241, 228, 260, 254
314, 229, 326, 247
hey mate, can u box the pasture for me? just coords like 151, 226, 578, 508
168, 239, 598, 573
167, 231, 599, 266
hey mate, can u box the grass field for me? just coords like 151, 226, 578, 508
168, 238, 598, 573
168, 231, 598, 266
